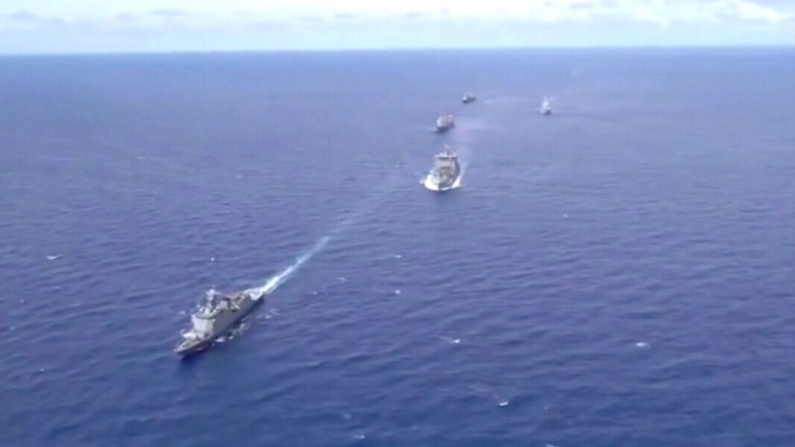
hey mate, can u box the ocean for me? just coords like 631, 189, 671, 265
1, 48, 794, 446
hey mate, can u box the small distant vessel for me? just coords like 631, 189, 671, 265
174, 289, 262, 356
424, 147, 462, 192
435, 113, 455, 133
462, 93, 477, 104
540, 97, 552, 115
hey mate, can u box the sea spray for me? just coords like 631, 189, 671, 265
451, 155, 468, 190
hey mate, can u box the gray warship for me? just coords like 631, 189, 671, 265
435, 113, 455, 133
462, 93, 477, 104
423, 147, 462, 192
174, 289, 262, 356
540, 97, 552, 115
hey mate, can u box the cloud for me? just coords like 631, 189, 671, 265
114, 12, 137, 23
332, 12, 357, 20
6, 10, 40, 21
150, 8, 190, 19
2, 9, 67, 28
574, 0, 794, 28
1, 0, 793, 53
388, 8, 456, 21
721, 0, 792, 23
294, 15, 328, 24
402, 12, 424, 19
569, 1, 596, 10
4, 0, 793, 28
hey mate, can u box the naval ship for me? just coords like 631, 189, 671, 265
462, 93, 477, 104
540, 97, 552, 115
424, 147, 462, 192
174, 288, 262, 356
435, 113, 455, 133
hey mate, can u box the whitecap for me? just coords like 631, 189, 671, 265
438, 336, 461, 344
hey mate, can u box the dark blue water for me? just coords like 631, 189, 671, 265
1, 49, 794, 447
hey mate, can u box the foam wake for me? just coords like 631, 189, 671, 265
245, 167, 403, 301
247, 236, 330, 300
452, 159, 467, 189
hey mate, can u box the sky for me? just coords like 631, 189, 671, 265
0, 0, 793, 53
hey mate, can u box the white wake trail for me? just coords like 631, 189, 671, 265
244, 167, 404, 301
452, 157, 468, 189
247, 236, 330, 300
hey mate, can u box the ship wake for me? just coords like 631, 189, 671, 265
247, 236, 330, 300
452, 159, 467, 189
245, 168, 404, 301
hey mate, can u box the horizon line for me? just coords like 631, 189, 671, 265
0, 43, 791, 57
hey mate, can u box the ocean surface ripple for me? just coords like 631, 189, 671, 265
1, 49, 794, 447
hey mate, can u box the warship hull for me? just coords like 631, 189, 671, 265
423, 177, 457, 191
174, 292, 261, 356
424, 159, 461, 192
435, 114, 455, 133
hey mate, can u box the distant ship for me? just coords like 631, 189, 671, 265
540, 97, 552, 115
435, 113, 455, 133
424, 147, 462, 192
462, 93, 477, 104
174, 288, 262, 356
